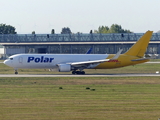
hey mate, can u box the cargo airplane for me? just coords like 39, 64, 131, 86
4, 31, 153, 75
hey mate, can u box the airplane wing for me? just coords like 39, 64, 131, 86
67, 49, 123, 66
56, 59, 110, 71
70, 49, 123, 65
69, 59, 110, 65
57, 49, 123, 70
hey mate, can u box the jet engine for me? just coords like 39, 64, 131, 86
58, 64, 71, 72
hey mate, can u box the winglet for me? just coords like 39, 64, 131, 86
111, 49, 123, 60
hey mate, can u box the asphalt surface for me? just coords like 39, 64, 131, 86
0, 73, 160, 77
0, 61, 160, 77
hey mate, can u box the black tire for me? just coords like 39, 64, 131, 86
75, 71, 85, 75
15, 71, 18, 74
72, 71, 76, 74
76, 71, 81, 74
81, 71, 85, 75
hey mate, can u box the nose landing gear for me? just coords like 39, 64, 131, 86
15, 69, 18, 74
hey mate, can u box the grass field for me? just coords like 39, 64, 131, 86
0, 77, 160, 120
1, 61, 160, 119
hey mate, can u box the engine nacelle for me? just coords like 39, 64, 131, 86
58, 64, 71, 72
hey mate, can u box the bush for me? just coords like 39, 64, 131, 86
59, 87, 63, 89
91, 89, 96, 91
86, 87, 90, 90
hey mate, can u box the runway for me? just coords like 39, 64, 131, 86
0, 61, 160, 77
0, 73, 160, 77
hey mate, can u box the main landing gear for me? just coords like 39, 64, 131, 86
72, 71, 85, 75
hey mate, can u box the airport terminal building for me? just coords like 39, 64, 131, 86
0, 32, 160, 59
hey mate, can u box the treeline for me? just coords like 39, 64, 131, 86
0, 23, 132, 34
94, 24, 132, 33
0, 24, 17, 34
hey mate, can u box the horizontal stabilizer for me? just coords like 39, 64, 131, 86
131, 58, 149, 61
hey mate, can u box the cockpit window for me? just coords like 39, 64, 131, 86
10, 58, 13, 60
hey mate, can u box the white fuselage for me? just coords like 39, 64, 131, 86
4, 54, 109, 69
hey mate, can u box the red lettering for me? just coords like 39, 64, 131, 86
107, 60, 120, 62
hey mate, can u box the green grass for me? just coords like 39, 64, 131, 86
1, 60, 160, 119
150, 59, 160, 62
0, 77, 160, 120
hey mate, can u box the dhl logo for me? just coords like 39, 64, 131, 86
107, 60, 120, 62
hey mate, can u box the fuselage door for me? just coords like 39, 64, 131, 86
19, 57, 23, 64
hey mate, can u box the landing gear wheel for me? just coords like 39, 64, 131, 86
15, 70, 18, 74
72, 71, 85, 75
81, 71, 85, 75
76, 71, 81, 74
74, 71, 85, 75
15, 71, 18, 74
72, 71, 76, 74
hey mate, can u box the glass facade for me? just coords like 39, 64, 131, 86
0, 33, 160, 42
1, 43, 160, 59
1, 33, 160, 59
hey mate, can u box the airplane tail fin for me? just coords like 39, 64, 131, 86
124, 31, 153, 57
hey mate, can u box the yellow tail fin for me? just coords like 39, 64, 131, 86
124, 31, 153, 57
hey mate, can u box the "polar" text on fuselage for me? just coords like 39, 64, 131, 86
27, 56, 54, 63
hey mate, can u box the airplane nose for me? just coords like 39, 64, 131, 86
3, 60, 7, 64
3, 60, 11, 66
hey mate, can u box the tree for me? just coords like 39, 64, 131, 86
51, 29, 55, 34
94, 26, 109, 33
32, 31, 36, 34
0, 24, 17, 34
95, 24, 132, 33
61, 27, 72, 34
90, 30, 93, 34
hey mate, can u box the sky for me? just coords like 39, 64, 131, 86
1, 0, 160, 34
